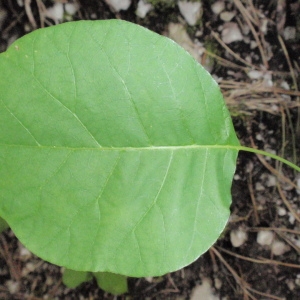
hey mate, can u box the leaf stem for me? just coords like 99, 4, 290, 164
237, 146, 300, 173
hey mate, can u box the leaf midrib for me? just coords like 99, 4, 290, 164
0, 144, 240, 151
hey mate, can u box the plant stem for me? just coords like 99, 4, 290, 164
237, 146, 300, 173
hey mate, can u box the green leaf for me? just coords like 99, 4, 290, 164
94, 272, 128, 295
0, 20, 239, 277
62, 268, 92, 288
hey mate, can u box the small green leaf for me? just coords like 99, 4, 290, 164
0, 20, 239, 277
94, 272, 128, 295
62, 268, 92, 288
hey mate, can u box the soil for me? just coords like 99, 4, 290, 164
0, 1, 300, 299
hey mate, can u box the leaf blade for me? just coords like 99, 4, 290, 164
0, 20, 239, 277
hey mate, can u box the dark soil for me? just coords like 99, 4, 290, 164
0, 1, 299, 299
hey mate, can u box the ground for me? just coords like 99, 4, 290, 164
0, 0, 300, 299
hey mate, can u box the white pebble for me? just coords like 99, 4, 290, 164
255, 133, 263, 140
250, 40, 257, 49
214, 278, 222, 289
266, 175, 277, 187
105, 0, 131, 12
255, 182, 265, 191
271, 240, 290, 256
248, 70, 263, 80
65, 3, 79, 15
281, 81, 290, 90
288, 212, 295, 224
292, 237, 300, 248
260, 19, 268, 34
6, 281, 20, 294
277, 207, 286, 216
283, 26, 296, 40
190, 278, 219, 300
233, 174, 240, 180
221, 22, 243, 44
19, 246, 31, 259
220, 11, 236, 22
167, 23, 201, 61
211, 1, 225, 15
286, 279, 295, 291
178, 1, 202, 26
136, 0, 153, 18
230, 228, 248, 247
257, 230, 274, 246
46, 3, 64, 24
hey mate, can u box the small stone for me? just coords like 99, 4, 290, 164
190, 278, 219, 300
286, 279, 295, 291
19, 245, 32, 260
250, 40, 257, 49
145, 277, 153, 282
288, 213, 295, 224
178, 1, 202, 26
136, 0, 153, 18
105, 0, 131, 12
65, 2, 79, 15
167, 23, 201, 61
221, 22, 243, 44
296, 274, 300, 286
281, 81, 290, 90
248, 70, 263, 80
214, 278, 222, 289
25, 262, 35, 272
234, 174, 240, 180
46, 276, 54, 286
292, 237, 300, 248
211, 1, 225, 15
22, 262, 36, 276
277, 207, 286, 216
255, 182, 265, 191
271, 240, 290, 256
6, 280, 20, 294
260, 19, 268, 34
259, 123, 266, 130
257, 230, 274, 246
220, 11, 236, 22
266, 175, 277, 187
255, 133, 263, 140
283, 26, 296, 40
46, 3, 64, 24
230, 228, 248, 247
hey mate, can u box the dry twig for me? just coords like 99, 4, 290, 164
277, 183, 300, 223
247, 172, 260, 225
211, 247, 284, 300
233, 0, 269, 68
216, 246, 300, 269
24, 0, 37, 29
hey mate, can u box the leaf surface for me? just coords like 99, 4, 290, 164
0, 20, 239, 277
